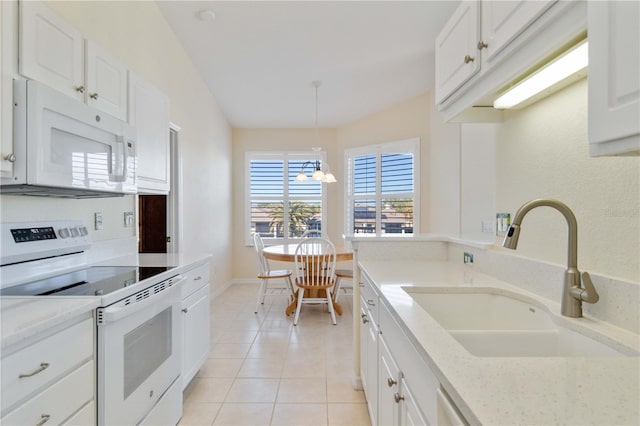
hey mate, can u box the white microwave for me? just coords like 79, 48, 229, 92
0, 80, 136, 198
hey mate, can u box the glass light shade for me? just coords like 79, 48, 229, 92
322, 172, 337, 183
493, 41, 588, 109
295, 171, 309, 181
312, 169, 325, 181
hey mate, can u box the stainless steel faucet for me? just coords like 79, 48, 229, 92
502, 198, 599, 318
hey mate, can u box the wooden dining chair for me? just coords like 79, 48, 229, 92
253, 233, 295, 314
333, 269, 353, 303
293, 237, 337, 325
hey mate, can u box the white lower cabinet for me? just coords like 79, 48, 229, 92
360, 269, 468, 426
0, 315, 96, 425
181, 262, 211, 389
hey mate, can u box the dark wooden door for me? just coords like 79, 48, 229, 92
138, 194, 167, 253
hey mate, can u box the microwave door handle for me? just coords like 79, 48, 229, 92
100, 278, 184, 323
110, 136, 126, 182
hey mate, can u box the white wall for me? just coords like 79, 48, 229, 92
495, 79, 639, 282
0, 1, 233, 292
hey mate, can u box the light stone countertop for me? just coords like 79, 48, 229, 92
1, 252, 212, 352
359, 260, 640, 426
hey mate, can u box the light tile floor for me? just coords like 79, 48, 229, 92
180, 284, 371, 426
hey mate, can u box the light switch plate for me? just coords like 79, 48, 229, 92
94, 212, 103, 230
124, 211, 134, 227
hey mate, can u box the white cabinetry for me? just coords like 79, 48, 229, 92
19, 1, 128, 120
435, 0, 585, 121
588, 0, 640, 156
480, 0, 555, 63
1, 315, 96, 425
359, 269, 468, 426
181, 262, 211, 389
129, 72, 170, 194
435, 1, 480, 104
0, 0, 16, 177
359, 275, 379, 425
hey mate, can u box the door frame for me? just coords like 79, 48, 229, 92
167, 122, 182, 253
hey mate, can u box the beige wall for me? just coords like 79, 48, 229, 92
1, 1, 233, 292
495, 78, 639, 282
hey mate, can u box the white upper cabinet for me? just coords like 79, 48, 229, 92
480, 0, 555, 63
435, 0, 585, 121
19, 0, 84, 101
1, 0, 16, 177
19, 1, 127, 120
129, 71, 170, 194
435, 1, 480, 105
85, 40, 127, 121
588, 0, 640, 156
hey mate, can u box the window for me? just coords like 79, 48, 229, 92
345, 138, 419, 236
246, 151, 326, 245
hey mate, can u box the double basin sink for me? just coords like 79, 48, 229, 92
403, 287, 639, 358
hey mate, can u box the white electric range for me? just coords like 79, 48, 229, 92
0, 220, 184, 426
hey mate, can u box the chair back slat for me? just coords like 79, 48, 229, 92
252, 233, 270, 275
294, 237, 336, 288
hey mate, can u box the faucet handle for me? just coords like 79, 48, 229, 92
571, 272, 599, 304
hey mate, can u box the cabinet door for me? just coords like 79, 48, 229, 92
378, 338, 400, 426
588, 0, 640, 155
399, 378, 429, 426
182, 285, 210, 389
19, 0, 83, 100
85, 40, 127, 121
435, 0, 480, 104
0, 0, 15, 177
480, 0, 556, 62
129, 71, 170, 193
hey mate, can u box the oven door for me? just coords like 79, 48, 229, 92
97, 279, 183, 426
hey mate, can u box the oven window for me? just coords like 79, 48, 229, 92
123, 307, 172, 398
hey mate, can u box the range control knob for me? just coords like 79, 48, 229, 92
70, 227, 80, 237
78, 226, 88, 236
58, 228, 71, 239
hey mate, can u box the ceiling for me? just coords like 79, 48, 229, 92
157, 1, 459, 128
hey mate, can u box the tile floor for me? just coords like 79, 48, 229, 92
179, 283, 371, 426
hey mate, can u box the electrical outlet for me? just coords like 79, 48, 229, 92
124, 211, 134, 227
94, 212, 103, 230
496, 213, 511, 235
482, 220, 494, 233
463, 252, 474, 264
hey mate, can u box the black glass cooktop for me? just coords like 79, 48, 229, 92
0, 266, 175, 296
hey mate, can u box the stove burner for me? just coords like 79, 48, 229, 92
0, 266, 176, 297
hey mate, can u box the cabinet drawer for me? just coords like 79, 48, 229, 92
360, 272, 378, 323
1, 317, 93, 411
2, 360, 94, 426
181, 263, 210, 299
63, 401, 95, 426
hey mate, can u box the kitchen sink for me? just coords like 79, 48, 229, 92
403, 287, 639, 358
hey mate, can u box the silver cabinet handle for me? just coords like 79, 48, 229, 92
394, 392, 405, 403
182, 308, 188, 313
464, 54, 475, 64
75, 85, 85, 93
19, 363, 49, 378
4, 153, 16, 162
90, 93, 99, 100
361, 313, 369, 324
367, 299, 375, 306
35, 414, 51, 426
477, 41, 488, 50
387, 377, 397, 387
194, 276, 202, 281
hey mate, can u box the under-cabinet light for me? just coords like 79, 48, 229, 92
493, 41, 588, 109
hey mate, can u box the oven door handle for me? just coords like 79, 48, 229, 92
100, 278, 185, 323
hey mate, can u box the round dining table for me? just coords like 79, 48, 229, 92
262, 243, 353, 317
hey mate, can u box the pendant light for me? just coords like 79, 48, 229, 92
295, 81, 337, 183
